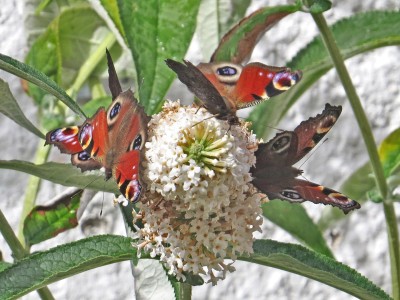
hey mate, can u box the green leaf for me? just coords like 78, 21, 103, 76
26, 5, 118, 102
239, 239, 391, 300
211, 4, 301, 63
379, 128, 400, 177
196, 0, 251, 60
23, 190, 81, 247
262, 202, 334, 258
0, 160, 119, 194
118, 0, 201, 115
0, 235, 137, 299
341, 162, 374, 201
0, 53, 86, 118
0, 263, 11, 273
249, 10, 400, 138
81, 96, 112, 116
100, 0, 126, 38
0, 79, 45, 139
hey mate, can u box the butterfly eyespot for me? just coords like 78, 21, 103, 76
270, 133, 292, 153
77, 151, 91, 161
107, 99, 124, 127
109, 102, 121, 120
281, 190, 304, 202
210, 62, 242, 83
128, 133, 143, 151
217, 66, 238, 76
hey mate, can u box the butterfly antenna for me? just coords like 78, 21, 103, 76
264, 124, 284, 132
299, 138, 329, 169
100, 191, 105, 216
195, 105, 204, 114
190, 114, 219, 128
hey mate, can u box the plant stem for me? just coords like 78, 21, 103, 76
0, 209, 28, 259
17, 143, 50, 246
0, 209, 55, 300
175, 282, 192, 300
309, 11, 400, 299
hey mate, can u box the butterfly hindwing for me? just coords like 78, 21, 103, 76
114, 150, 142, 202
45, 126, 82, 154
45, 126, 102, 171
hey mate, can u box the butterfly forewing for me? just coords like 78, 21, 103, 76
106, 49, 122, 100
79, 108, 109, 160
293, 103, 342, 162
165, 59, 234, 120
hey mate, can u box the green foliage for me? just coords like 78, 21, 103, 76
0, 235, 137, 299
0, 237, 390, 300
379, 128, 400, 178
0, 79, 44, 139
0, 160, 119, 194
116, 0, 201, 114
262, 202, 334, 258
250, 10, 400, 138
23, 191, 81, 247
0, 53, 85, 118
240, 240, 390, 300
211, 4, 301, 63
197, 0, 251, 60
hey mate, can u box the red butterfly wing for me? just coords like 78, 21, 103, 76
79, 107, 108, 160
234, 63, 302, 107
45, 126, 102, 171
45, 126, 83, 154
196, 61, 302, 108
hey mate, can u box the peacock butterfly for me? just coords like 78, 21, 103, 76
250, 103, 360, 214
165, 59, 302, 125
45, 50, 149, 203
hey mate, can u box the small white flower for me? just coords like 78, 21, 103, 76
134, 101, 263, 284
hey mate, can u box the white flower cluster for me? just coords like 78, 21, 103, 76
134, 101, 263, 285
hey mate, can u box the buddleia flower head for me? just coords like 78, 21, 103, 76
132, 101, 263, 284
